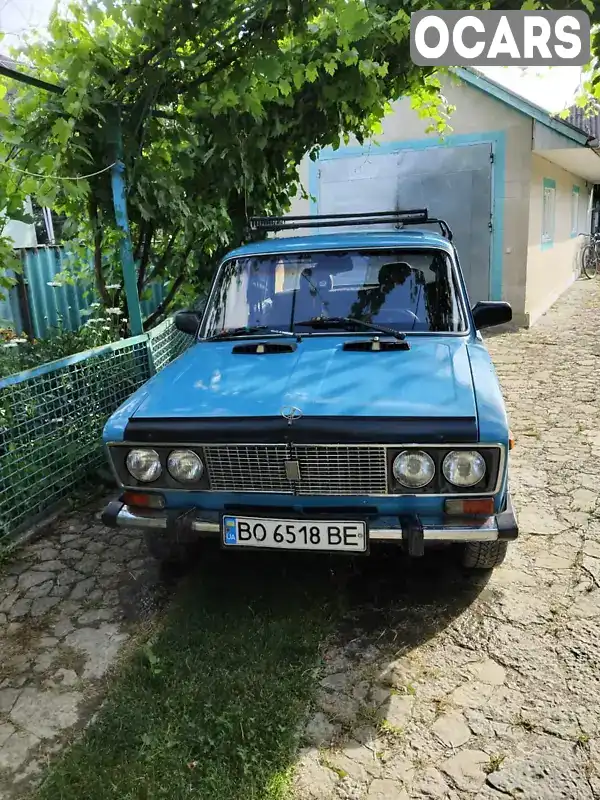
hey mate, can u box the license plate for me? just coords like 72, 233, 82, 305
222, 516, 367, 552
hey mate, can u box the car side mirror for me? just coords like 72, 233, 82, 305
174, 310, 201, 335
471, 301, 512, 330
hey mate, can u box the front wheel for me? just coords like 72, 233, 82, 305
581, 244, 599, 279
461, 540, 508, 570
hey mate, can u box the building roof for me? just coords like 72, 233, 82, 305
454, 67, 592, 147
566, 104, 600, 143
0, 54, 17, 70
227, 229, 453, 259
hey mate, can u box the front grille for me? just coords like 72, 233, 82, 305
293, 445, 388, 495
203, 443, 388, 495
204, 444, 291, 493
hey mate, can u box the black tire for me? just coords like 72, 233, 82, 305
144, 531, 190, 566
581, 244, 598, 279
461, 540, 508, 570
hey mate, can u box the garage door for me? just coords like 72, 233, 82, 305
316, 143, 493, 303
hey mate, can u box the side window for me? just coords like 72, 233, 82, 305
571, 185, 580, 238
541, 178, 556, 249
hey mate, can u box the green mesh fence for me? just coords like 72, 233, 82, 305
0, 317, 192, 543
148, 315, 194, 372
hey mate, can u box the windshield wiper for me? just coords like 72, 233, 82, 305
295, 316, 406, 341
205, 325, 295, 341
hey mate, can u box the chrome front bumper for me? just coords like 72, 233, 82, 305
102, 498, 518, 546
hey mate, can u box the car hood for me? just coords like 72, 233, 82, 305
131, 335, 477, 420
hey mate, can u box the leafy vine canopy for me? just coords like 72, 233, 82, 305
0, 0, 597, 323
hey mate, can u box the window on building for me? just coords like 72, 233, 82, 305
541, 178, 556, 248
571, 185, 580, 237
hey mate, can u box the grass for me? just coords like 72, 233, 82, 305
513, 712, 534, 732
576, 731, 590, 749
0, 543, 15, 567
319, 752, 347, 780
432, 697, 451, 719
485, 753, 506, 774
35, 549, 338, 800
378, 719, 404, 739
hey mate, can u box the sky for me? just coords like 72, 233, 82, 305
0, 0, 56, 47
0, 0, 586, 114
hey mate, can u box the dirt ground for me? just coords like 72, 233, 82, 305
1, 277, 599, 800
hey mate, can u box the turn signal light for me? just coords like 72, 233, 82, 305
122, 491, 165, 510
509, 431, 515, 450
445, 498, 494, 516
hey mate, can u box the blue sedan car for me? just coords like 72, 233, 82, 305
102, 210, 518, 570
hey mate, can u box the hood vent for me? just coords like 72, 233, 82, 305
343, 337, 410, 352
232, 341, 297, 355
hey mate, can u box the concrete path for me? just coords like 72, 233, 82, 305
0, 502, 158, 797
1, 276, 599, 799
294, 277, 600, 800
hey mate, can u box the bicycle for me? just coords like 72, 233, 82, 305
580, 231, 600, 279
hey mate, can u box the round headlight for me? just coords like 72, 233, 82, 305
442, 450, 486, 487
167, 449, 204, 482
126, 448, 162, 482
393, 450, 435, 489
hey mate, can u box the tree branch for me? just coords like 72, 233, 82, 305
89, 196, 110, 306
143, 227, 179, 286
143, 236, 193, 328
143, 272, 185, 329
137, 222, 155, 293
133, 219, 149, 262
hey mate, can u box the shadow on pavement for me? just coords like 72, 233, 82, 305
336, 544, 490, 650
176, 540, 490, 655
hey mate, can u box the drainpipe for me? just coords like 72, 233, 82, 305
585, 137, 600, 234
587, 180, 594, 233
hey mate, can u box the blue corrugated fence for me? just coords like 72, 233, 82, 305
0, 269, 22, 330
2, 246, 166, 338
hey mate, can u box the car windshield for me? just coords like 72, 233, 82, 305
201, 248, 467, 338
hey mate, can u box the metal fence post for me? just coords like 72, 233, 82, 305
14, 271, 34, 340
109, 106, 144, 336
146, 330, 157, 376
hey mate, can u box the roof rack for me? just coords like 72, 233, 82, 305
249, 210, 453, 241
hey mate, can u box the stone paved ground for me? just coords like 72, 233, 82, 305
0, 501, 160, 798
1, 277, 599, 800
294, 277, 600, 800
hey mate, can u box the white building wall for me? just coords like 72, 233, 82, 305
525, 154, 592, 325
3, 196, 37, 248
287, 76, 597, 326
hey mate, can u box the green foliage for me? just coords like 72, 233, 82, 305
0, 0, 598, 321
0, 312, 119, 380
